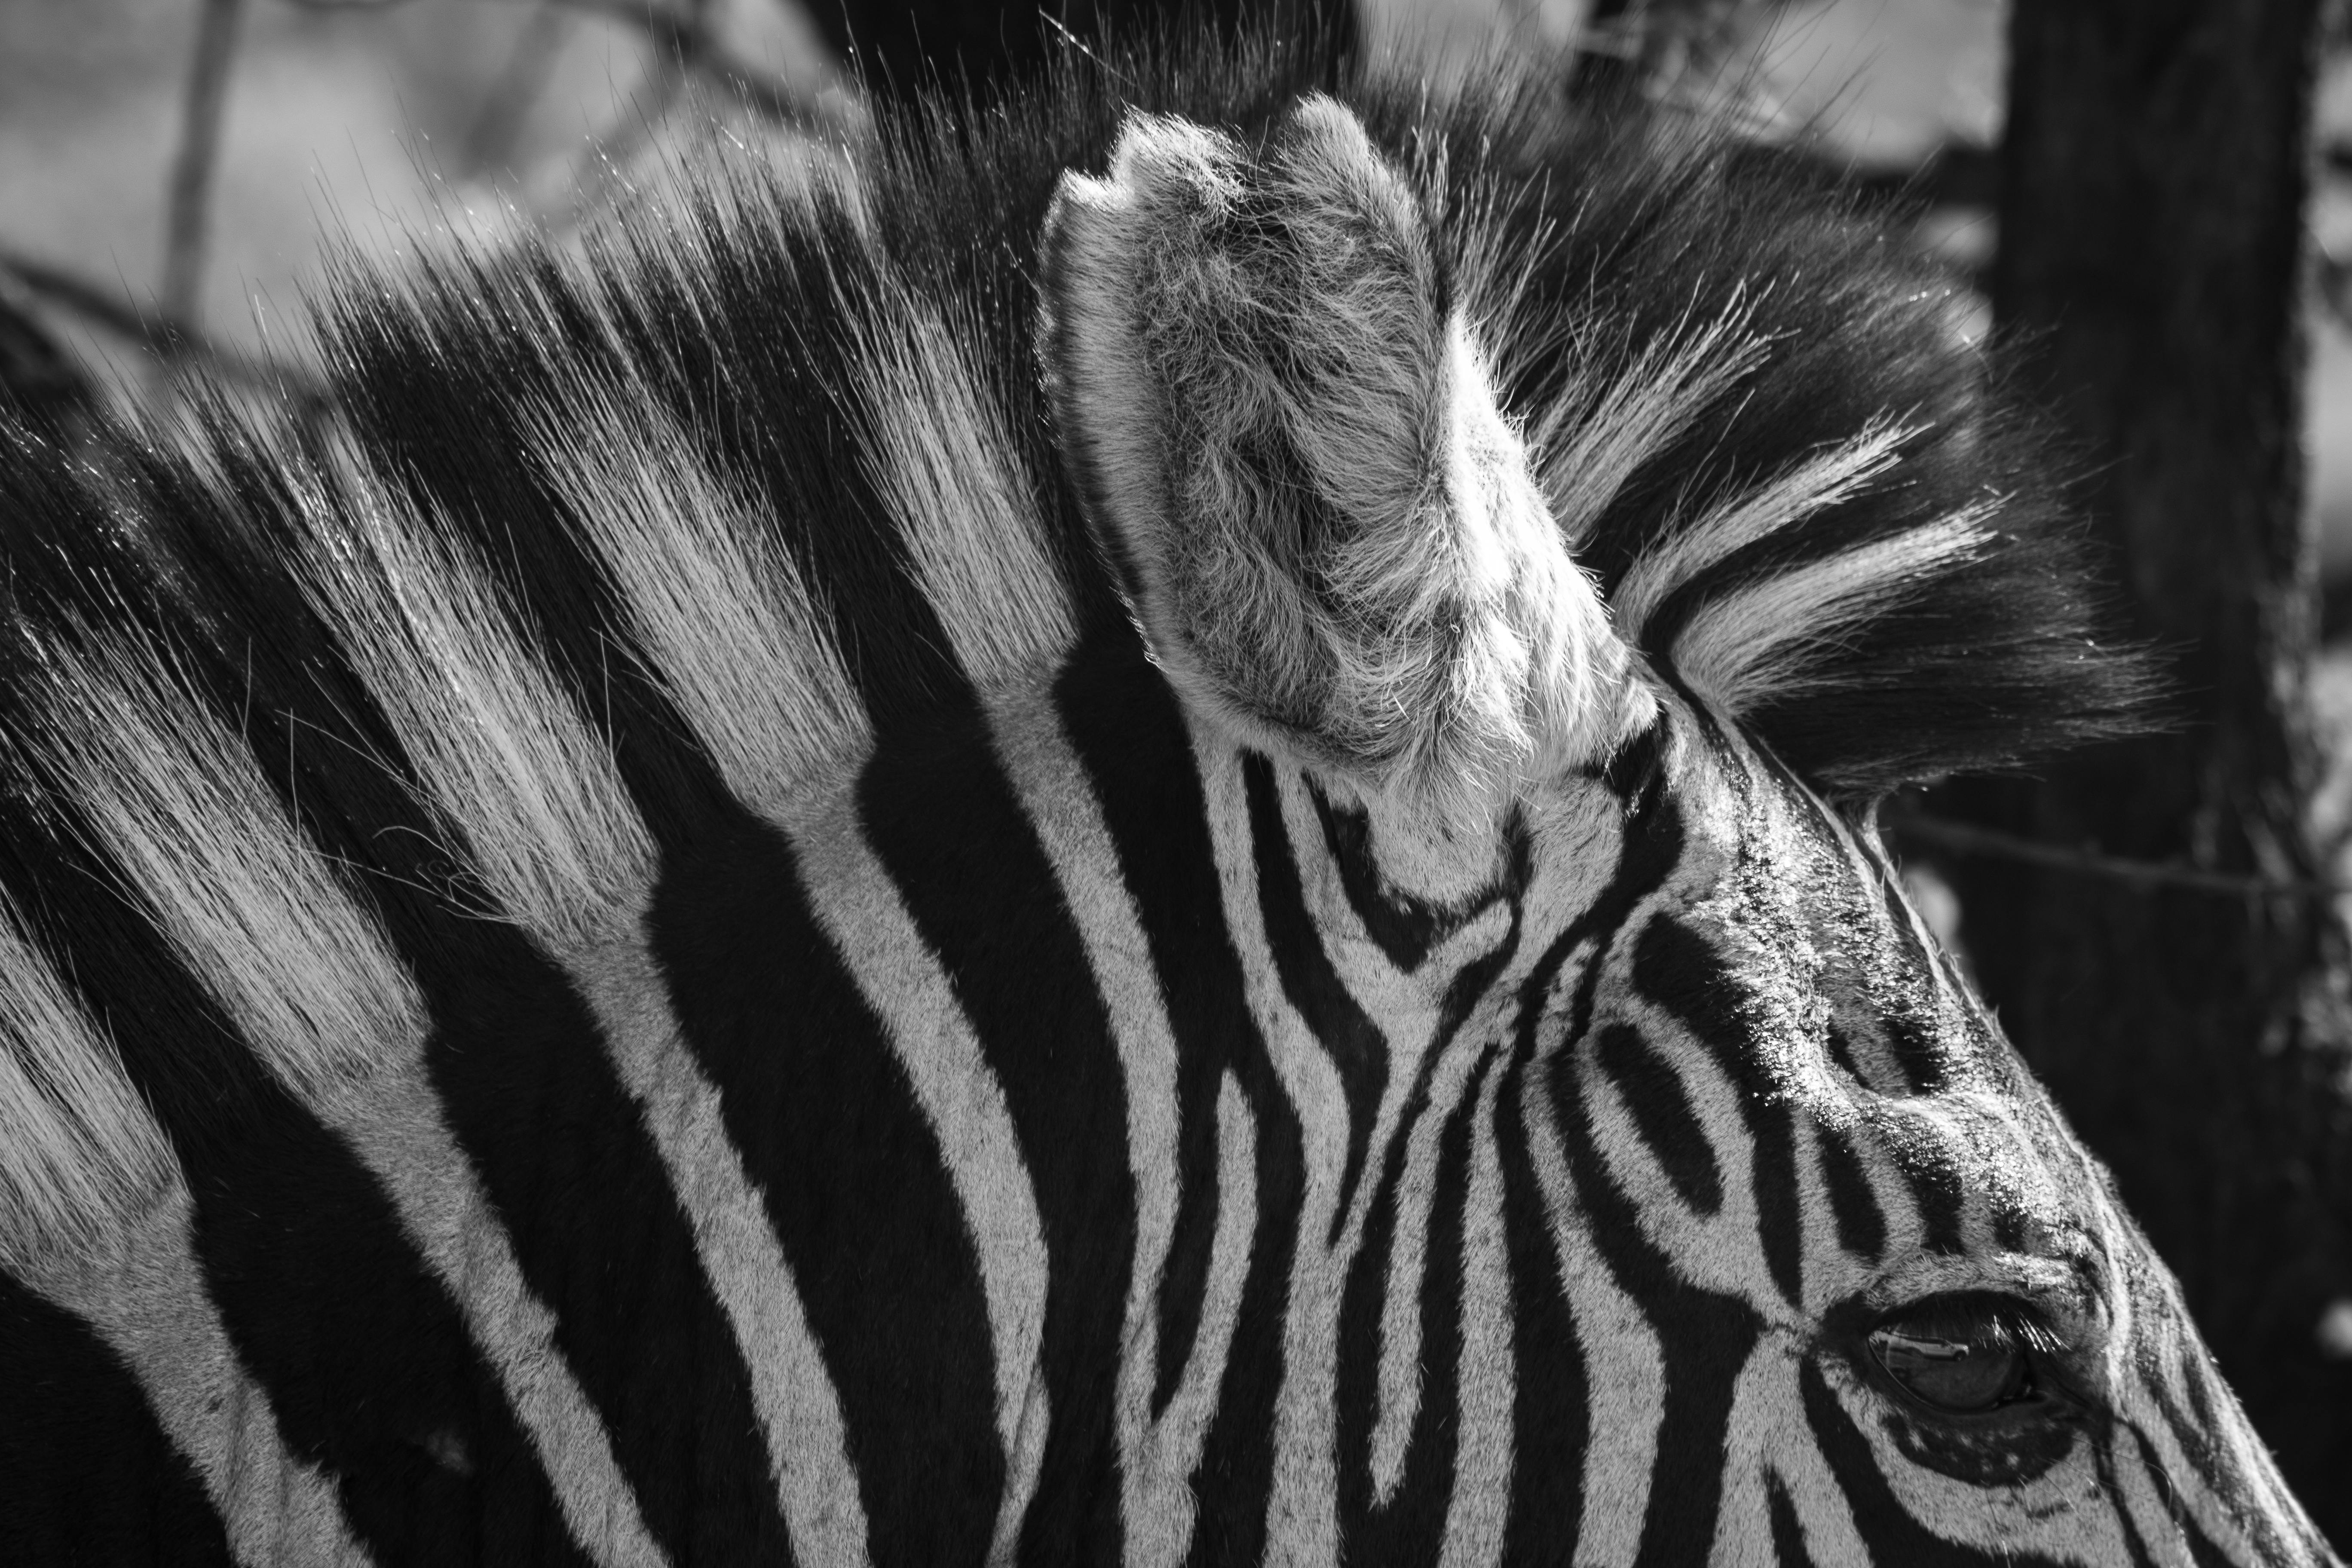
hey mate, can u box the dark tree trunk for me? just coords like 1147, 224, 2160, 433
1940, 0, 2352, 1541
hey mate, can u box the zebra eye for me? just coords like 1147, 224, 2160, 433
1867, 1294, 2049, 1415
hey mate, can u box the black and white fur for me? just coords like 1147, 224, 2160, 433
0, 20, 2324, 1568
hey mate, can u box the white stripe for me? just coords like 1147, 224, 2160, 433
0, 886, 180, 1276
786, 779, 1051, 1565
1197, 743, 1352, 1566
2119, 1341, 2288, 1565
1582, 991, 1789, 1315
1212, 750, 1525, 1537
2107, 1415, 2201, 1568
1131, 1070, 1263, 1567
533, 380, 875, 1559
1262, 779, 1590, 1516
982, 683, 1251, 1568
1440, 1048, 1515, 1568
570, 933, 871, 1568
1704, 1338, 1865, 1568
296, 447, 872, 1554
1612, 421, 1912, 641
858, 290, 1076, 691
1371, 977, 1510, 1503
1789, 1107, 1871, 1320
1669, 509, 1995, 716
45, 1194, 374, 1568
0, 900, 367, 1568
532, 391, 868, 821
1519, 985, 1662, 1568
31, 629, 668, 1568
1358, 889, 1525, 1501
296, 446, 659, 952
324, 1066, 668, 1568
1531, 300, 1765, 547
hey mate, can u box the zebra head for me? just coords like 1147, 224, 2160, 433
1038, 95, 2335, 1564
0, 36, 2336, 1566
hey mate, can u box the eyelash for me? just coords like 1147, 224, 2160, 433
1863, 1292, 2071, 1417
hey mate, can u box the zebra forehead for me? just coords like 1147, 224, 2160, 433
1599, 714, 2064, 1133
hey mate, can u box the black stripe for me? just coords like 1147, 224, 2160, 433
1753, 1088, 1805, 1309
1814, 1119, 1886, 1265
1540, 719, 1680, 1055
1594, 1021, 1723, 1215
1054, 637, 1223, 1423
1308, 781, 1446, 971
1824, 1022, 1870, 1088
1798, 1357, 2066, 1566
1519, 745, 1765, 1560
2096, 1428, 2162, 1568
1054, 627, 1302, 1568
142, 531, 796, 1565
1991, 1196, 2031, 1254
1349, 1059, 1479, 1559
1883, 1011, 1952, 1097
1627, 909, 1815, 1298
2126, 1423, 2236, 1568
1550, 1031, 1758, 1561
1766, 1471, 1816, 1568
649, 798, 1002, 1568
1496, 1040, 1589, 1565
0, 827, 585, 1567
6, 453, 783, 1562
422, 928, 797, 1565
1889, 1133, 1969, 1258
1244, 753, 1388, 1247
2142, 1342, 2289, 1563
859, 692, 1135, 1560
0, 1268, 233, 1566
1335, 882, 1528, 1546
1629, 913, 1780, 1108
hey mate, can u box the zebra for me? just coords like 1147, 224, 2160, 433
0, 20, 2334, 1568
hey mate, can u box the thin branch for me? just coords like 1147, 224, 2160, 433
275, 0, 835, 132
165, 0, 249, 328
0, 266, 101, 423
0, 250, 330, 407
1890, 813, 2349, 902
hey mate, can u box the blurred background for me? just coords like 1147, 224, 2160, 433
8, 0, 2347, 539
6, 0, 2352, 1546
0, 1, 2124, 420
12, 0, 2352, 603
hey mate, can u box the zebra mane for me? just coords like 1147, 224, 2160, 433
0, 26, 2151, 969
270, 21, 2145, 796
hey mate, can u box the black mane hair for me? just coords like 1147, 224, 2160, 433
0, 16, 2148, 872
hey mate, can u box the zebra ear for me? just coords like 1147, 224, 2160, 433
1038, 96, 1644, 830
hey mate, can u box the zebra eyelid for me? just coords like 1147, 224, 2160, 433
1856, 1243, 2102, 1332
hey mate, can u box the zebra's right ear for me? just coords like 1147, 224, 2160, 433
1037, 99, 1647, 833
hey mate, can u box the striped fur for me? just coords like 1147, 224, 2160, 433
0, 19, 2320, 1568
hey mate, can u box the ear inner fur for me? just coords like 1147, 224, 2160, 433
1039, 95, 1649, 839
